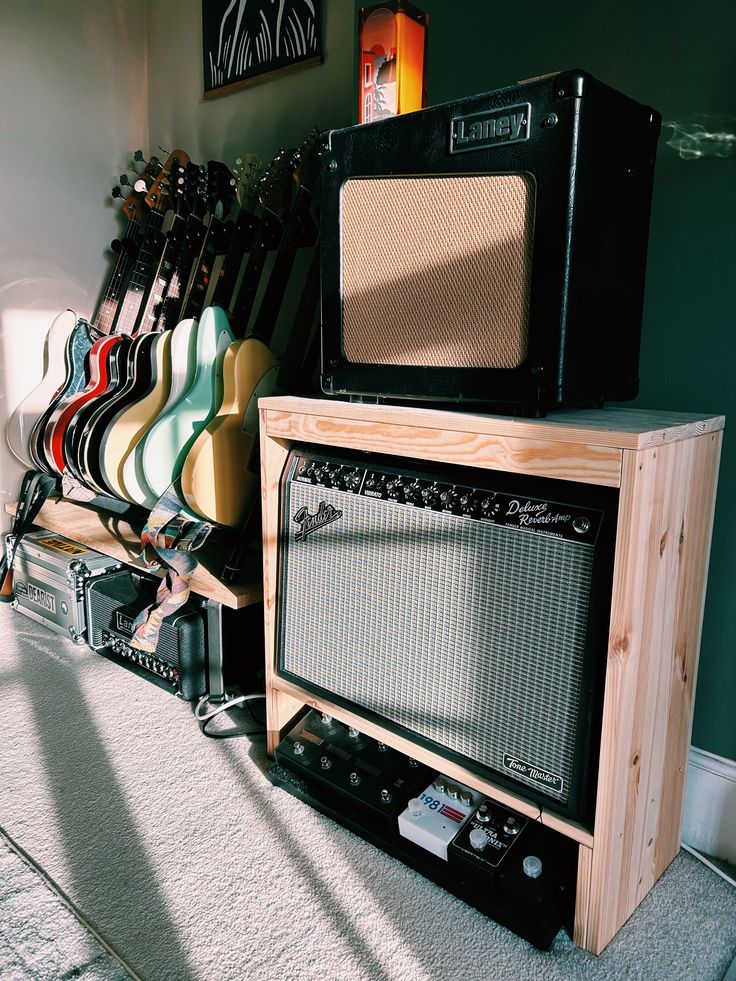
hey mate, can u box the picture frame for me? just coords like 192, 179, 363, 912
203, 0, 323, 100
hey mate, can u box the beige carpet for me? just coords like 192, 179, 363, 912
1, 604, 735, 981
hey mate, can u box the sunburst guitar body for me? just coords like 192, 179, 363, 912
181, 338, 278, 527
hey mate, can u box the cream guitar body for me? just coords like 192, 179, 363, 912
5, 310, 78, 468
181, 338, 279, 527
99, 331, 173, 500
122, 318, 199, 507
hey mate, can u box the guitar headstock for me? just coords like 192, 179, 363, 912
206, 159, 237, 220
291, 127, 321, 193
258, 147, 295, 216
231, 153, 263, 212
144, 149, 191, 213
115, 154, 160, 222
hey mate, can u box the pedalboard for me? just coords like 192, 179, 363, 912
270, 709, 578, 949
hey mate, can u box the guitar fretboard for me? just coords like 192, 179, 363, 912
136, 214, 187, 334
181, 216, 233, 322
230, 208, 283, 338
111, 211, 165, 336
92, 213, 148, 334
154, 215, 206, 331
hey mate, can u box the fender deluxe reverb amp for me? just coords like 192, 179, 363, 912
277, 446, 618, 826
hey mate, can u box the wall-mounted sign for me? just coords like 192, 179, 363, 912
203, 0, 323, 100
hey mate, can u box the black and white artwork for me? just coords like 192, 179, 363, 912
203, 0, 322, 97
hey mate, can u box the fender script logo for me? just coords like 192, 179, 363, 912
293, 501, 343, 541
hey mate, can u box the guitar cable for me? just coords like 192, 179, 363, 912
194, 690, 266, 739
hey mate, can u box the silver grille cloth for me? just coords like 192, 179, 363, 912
280, 483, 594, 804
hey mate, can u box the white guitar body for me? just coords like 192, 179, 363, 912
122, 318, 200, 507
5, 310, 78, 468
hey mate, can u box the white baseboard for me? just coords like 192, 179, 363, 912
682, 746, 736, 865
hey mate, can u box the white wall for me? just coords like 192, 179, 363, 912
0, 0, 148, 532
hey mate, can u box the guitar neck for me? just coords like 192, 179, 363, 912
135, 214, 187, 334
92, 213, 148, 334
180, 215, 233, 322
110, 211, 165, 335
153, 215, 206, 331
210, 206, 259, 311
229, 208, 283, 338
250, 187, 317, 348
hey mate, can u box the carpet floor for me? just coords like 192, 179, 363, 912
1, 604, 735, 981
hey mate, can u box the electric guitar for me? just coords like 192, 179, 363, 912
41, 151, 186, 477
118, 156, 262, 506
181, 130, 320, 527
9, 154, 159, 471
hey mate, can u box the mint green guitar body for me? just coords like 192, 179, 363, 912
139, 305, 235, 504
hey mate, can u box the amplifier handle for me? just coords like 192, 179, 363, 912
206, 599, 226, 702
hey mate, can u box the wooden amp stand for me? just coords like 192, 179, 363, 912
258, 395, 724, 955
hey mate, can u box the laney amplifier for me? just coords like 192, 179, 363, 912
319, 69, 661, 413
277, 446, 618, 825
85, 568, 207, 700
6, 529, 121, 643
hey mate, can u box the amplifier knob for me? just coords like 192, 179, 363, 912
421, 484, 438, 504
460, 494, 477, 514
440, 489, 457, 508
573, 516, 591, 534
386, 479, 404, 499
469, 828, 489, 851
404, 480, 421, 502
344, 470, 361, 490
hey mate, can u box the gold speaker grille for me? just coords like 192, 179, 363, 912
341, 174, 535, 369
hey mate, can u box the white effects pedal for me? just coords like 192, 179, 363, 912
398, 774, 481, 860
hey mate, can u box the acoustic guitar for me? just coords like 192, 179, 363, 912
181, 129, 320, 527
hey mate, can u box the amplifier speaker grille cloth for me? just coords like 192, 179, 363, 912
340, 175, 535, 369
280, 483, 595, 804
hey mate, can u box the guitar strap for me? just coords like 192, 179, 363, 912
129, 483, 212, 652
1, 470, 59, 601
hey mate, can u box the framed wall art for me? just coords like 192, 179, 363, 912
203, 0, 323, 100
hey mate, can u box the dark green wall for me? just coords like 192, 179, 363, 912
344, 0, 736, 759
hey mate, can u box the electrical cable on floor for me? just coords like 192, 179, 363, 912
195, 691, 266, 740
681, 842, 736, 888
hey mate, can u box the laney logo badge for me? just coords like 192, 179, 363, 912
450, 103, 531, 154
293, 501, 343, 541
27, 583, 57, 614
503, 754, 564, 794
116, 611, 135, 635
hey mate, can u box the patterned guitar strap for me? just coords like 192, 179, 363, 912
129, 484, 212, 652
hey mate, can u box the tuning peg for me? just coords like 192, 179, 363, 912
111, 185, 125, 200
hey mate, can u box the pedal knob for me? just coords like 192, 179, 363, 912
475, 804, 491, 823
408, 798, 423, 818
447, 784, 460, 799
503, 815, 521, 836
459, 789, 472, 806
469, 828, 488, 851
523, 855, 543, 879
432, 777, 447, 793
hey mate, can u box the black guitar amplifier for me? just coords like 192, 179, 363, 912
277, 446, 618, 825
85, 568, 206, 700
319, 69, 661, 414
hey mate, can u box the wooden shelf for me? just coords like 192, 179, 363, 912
6, 497, 262, 610
259, 396, 724, 955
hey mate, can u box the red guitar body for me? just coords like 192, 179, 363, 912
42, 335, 125, 475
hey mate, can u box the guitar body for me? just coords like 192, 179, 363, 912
41, 334, 124, 475
62, 337, 133, 486
5, 310, 78, 468
99, 331, 173, 500
29, 320, 98, 473
122, 317, 199, 507
140, 306, 235, 503
75, 333, 159, 493
181, 338, 278, 527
